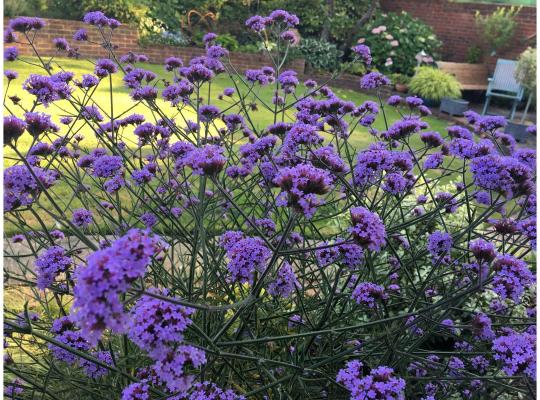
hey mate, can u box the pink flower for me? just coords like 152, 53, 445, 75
390, 40, 399, 47
385, 58, 393, 66
385, 34, 394, 40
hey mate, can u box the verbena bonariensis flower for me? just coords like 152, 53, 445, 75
491, 254, 535, 303
221, 233, 271, 283
274, 163, 333, 218
4, 115, 26, 144
349, 207, 386, 252
72, 229, 167, 345
4, 165, 58, 211
152, 345, 207, 393
23, 74, 73, 106
9, 16, 46, 32
267, 262, 299, 298
470, 312, 495, 340
128, 290, 194, 359
35, 245, 72, 289
492, 329, 536, 380
180, 145, 227, 176
352, 282, 388, 308
336, 361, 406, 399
360, 71, 390, 90
427, 231, 452, 263
71, 208, 94, 227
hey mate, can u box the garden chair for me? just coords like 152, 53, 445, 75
482, 59, 525, 120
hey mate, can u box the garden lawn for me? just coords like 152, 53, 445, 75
4, 57, 450, 235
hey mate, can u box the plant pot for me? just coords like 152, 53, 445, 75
439, 97, 469, 116
395, 83, 408, 93
505, 121, 529, 143
421, 97, 439, 108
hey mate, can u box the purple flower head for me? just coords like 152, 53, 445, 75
246, 15, 268, 32
180, 63, 214, 82
94, 58, 118, 78
273, 163, 333, 218
72, 229, 167, 345
83, 11, 120, 28
349, 207, 386, 252
267, 262, 299, 298
4, 70, 18, 81
435, 191, 458, 213
72, 208, 93, 227
206, 44, 228, 59
23, 74, 73, 106
92, 155, 123, 178
123, 68, 157, 89
360, 72, 390, 89
53, 37, 69, 51
130, 85, 158, 101
9, 16, 46, 32
310, 145, 349, 174
470, 154, 533, 199
352, 44, 372, 64
517, 216, 536, 249
203, 32, 217, 44
23, 112, 59, 137
471, 312, 495, 340
423, 152, 444, 170
281, 29, 300, 45
121, 382, 150, 400
140, 212, 157, 228
4, 165, 58, 211
73, 28, 88, 41
164, 56, 183, 71
152, 345, 206, 393
81, 104, 104, 121
352, 282, 388, 308
4, 116, 26, 144
420, 131, 443, 147
4, 46, 18, 61
337, 361, 406, 399
470, 239, 497, 263
427, 231, 452, 263
4, 28, 17, 43
199, 104, 221, 122
268, 9, 299, 26
492, 254, 535, 303
128, 290, 194, 358
382, 117, 428, 140
35, 245, 72, 289
492, 330, 536, 380
181, 145, 226, 176
222, 234, 271, 283
382, 172, 410, 195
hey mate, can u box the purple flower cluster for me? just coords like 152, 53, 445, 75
267, 262, 299, 298
220, 231, 271, 283
352, 282, 388, 308
72, 229, 167, 345
427, 231, 452, 263
23, 73, 73, 106
349, 207, 386, 252
491, 254, 535, 303
4, 164, 58, 211
35, 245, 72, 289
128, 291, 194, 358
492, 329, 536, 380
336, 360, 406, 399
274, 163, 333, 218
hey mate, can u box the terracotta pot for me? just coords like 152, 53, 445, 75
395, 83, 408, 93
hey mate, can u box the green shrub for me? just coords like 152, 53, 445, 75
357, 11, 442, 76
215, 33, 239, 51
409, 66, 462, 102
390, 73, 411, 85
515, 47, 536, 91
466, 45, 483, 64
475, 6, 521, 55
299, 38, 343, 71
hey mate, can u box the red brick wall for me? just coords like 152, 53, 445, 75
380, 0, 536, 64
3, 17, 305, 73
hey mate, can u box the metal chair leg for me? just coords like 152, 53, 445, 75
509, 99, 518, 121
482, 96, 491, 115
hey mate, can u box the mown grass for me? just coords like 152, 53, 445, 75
4, 56, 451, 235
